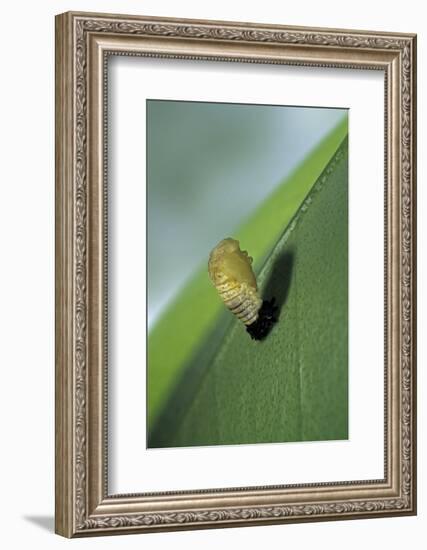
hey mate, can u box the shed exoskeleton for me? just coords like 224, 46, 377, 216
208, 238, 263, 326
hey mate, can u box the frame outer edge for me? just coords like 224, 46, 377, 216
55, 12, 75, 538
62, 10, 417, 40
54, 10, 417, 537
409, 34, 417, 514
413, 34, 417, 514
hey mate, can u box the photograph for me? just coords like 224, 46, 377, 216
147, 100, 349, 448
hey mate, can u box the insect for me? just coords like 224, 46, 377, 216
208, 238, 277, 340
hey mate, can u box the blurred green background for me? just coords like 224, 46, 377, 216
147, 100, 348, 447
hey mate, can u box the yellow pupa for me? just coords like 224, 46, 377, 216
208, 238, 262, 326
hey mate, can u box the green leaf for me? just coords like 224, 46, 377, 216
148, 117, 348, 428
149, 136, 348, 447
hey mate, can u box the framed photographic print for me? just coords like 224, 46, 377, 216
55, 11, 417, 537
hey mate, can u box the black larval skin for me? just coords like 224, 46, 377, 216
246, 298, 278, 341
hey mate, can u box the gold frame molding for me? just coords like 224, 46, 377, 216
55, 11, 417, 538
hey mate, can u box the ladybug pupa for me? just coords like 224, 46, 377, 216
208, 238, 278, 340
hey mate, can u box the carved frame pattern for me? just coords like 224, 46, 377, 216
55, 11, 416, 537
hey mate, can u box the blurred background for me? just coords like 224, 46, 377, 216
147, 100, 346, 329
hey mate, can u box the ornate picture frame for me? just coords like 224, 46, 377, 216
55, 11, 417, 537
